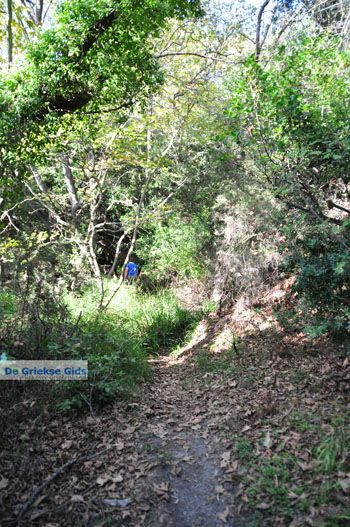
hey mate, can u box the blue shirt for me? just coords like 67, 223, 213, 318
125, 262, 138, 276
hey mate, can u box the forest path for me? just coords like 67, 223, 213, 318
133, 355, 245, 527
5, 322, 248, 527
4, 286, 347, 527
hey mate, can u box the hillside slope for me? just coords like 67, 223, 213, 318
1, 280, 349, 527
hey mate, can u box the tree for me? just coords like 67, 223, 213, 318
4, 0, 13, 66
227, 32, 350, 340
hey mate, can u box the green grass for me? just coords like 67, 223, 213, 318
236, 438, 256, 462
235, 416, 350, 525
56, 281, 199, 408
315, 416, 350, 474
0, 280, 198, 411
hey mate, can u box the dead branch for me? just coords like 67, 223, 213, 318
16, 446, 116, 521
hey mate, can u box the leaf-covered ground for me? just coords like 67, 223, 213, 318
1, 281, 349, 526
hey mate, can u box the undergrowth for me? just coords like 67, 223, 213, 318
58, 282, 198, 409
0, 281, 199, 419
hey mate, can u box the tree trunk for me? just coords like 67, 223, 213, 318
5, 0, 13, 67
62, 154, 80, 216
36, 0, 44, 25
108, 231, 128, 277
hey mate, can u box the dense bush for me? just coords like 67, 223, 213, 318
227, 34, 350, 343
136, 214, 211, 280
0, 278, 198, 415
51, 283, 199, 409
287, 225, 350, 342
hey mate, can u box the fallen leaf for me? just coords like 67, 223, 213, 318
71, 495, 84, 503
96, 474, 112, 485
138, 504, 151, 511
124, 425, 137, 434
0, 477, 8, 489
255, 502, 271, 510
215, 485, 225, 494
263, 430, 273, 449
29, 510, 48, 521
288, 491, 299, 499
220, 451, 231, 468
154, 482, 170, 493
103, 498, 132, 507
339, 478, 350, 493
61, 440, 73, 450
171, 466, 182, 477
297, 460, 320, 471
218, 507, 230, 522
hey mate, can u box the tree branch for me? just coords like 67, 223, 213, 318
156, 51, 238, 64
61, 153, 80, 215
256, 0, 270, 60
17, 446, 116, 521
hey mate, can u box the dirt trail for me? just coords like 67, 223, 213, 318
2, 348, 245, 527
135, 356, 244, 527
2, 305, 348, 527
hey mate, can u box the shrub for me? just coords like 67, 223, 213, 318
54, 283, 198, 408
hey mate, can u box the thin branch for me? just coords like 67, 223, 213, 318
327, 200, 350, 215
256, 0, 271, 60
43, 0, 54, 24
0, 198, 37, 221
31, 167, 49, 193
62, 99, 134, 116
17, 446, 116, 521
24, 181, 69, 227
156, 51, 239, 64
236, 30, 255, 44
107, 230, 129, 277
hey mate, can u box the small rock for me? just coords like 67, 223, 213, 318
103, 498, 132, 507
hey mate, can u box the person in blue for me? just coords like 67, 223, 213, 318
123, 260, 139, 285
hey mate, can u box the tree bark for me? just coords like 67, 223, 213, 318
5, 0, 13, 67
62, 154, 80, 216
255, 0, 270, 60
108, 231, 128, 277
36, 0, 44, 25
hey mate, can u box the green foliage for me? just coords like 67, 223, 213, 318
0, 290, 17, 319
56, 283, 197, 408
245, 456, 293, 517
54, 314, 151, 408
136, 214, 211, 279
0, 0, 203, 173
0, 274, 197, 411
201, 297, 217, 314
236, 438, 255, 462
227, 34, 350, 342
0, 266, 71, 360
295, 248, 350, 341
315, 416, 350, 474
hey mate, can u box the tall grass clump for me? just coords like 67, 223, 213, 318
59, 281, 198, 409
0, 279, 198, 413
